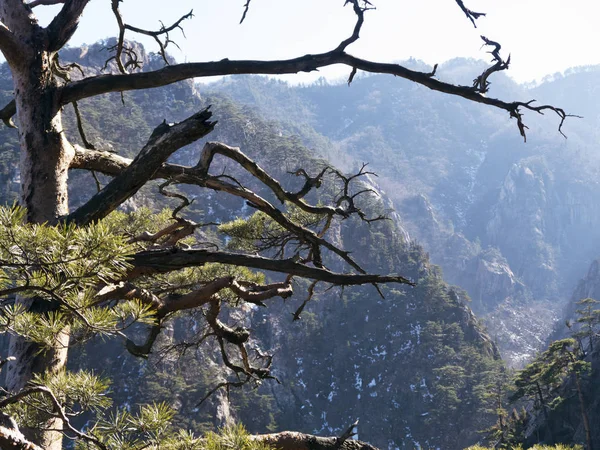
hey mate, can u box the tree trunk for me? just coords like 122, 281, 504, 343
574, 372, 593, 450
535, 381, 555, 444
4, 32, 74, 450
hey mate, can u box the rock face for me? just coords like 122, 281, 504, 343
0, 44, 502, 450
522, 258, 600, 447
573, 260, 600, 302
211, 65, 600, 365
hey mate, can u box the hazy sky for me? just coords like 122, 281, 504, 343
32, 0, 600, 84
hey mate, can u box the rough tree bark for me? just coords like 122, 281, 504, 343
1, 5, 76, 449
253, 431, 379, 450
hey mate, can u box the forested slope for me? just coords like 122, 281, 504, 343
209, 66, 600, 366
0, 42, 503, 449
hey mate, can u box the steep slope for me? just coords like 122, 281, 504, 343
0, 42, 501, 449
514, 259, 600, 447
208, 67, 600, 365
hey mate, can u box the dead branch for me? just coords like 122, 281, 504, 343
0, 0, 567, 139
56, 52, 568, 141
46, 0, 92, 52
473, 36, 510, 94
158, 180, 193, 219
125, 324, 161, 357
67, 108, 216, 226
251, 428, 380, 450
109, 0, 126, 73
454, 0, 485, 27
71, 141, 387, 273
71, 101, 95, 149
109, 1, 193, 71
123, 10, 193, 66
240, 0, 252, 24
130, 248, 414, 286
198, 143, 337, 215
27, 0, 65, 6
196, 378, 247, 408
293, 280, 318, 321
335, 1, 374, 53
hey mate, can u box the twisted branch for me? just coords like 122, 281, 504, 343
454, 0, 486, 27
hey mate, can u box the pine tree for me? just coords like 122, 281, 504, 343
0, 1, 568, 448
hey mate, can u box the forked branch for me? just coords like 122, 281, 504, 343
130, 248, 414, 286
109, 0, 193, 70
0, 0, 570, 139
0, 386, 107, 450
67, 108, 216, 225
454, 0, 486, 27
46, 0, 93, 52
71, 138, 389, 273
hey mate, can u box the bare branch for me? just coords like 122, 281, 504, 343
71, 141, 380, 272
196, 379, 246, 407
46, 0, 93, 52
158, 180, 193, 219
123, 10, 193, 65
125, 324, 161, 357
199, 143, 335, 213
454, 0, 486, 27
57, 52, 569, 140
71, 101, 95, 149
0, 23, 21, 65
129, 248, 414, 286
473, 36, 510, 93
335, 0, 374, 53
28, 0, 66, 7
67, 108, 216, 225
109, 1, 192, 70
125, 11, 193, 38
252, 429, 380, 450
292, 280, 318, 321
240, 0, 254, 24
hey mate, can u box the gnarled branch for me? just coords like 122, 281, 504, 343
71, 140, 385, 273
0, 386, 107, 450
46, 0, 92, 52
0, 23, 21, 66
129, 248, 414, 286
252, 429, 379, 450
0, 423, 43, 450
454, 0, 485, 27
28, 0, 65, 7
67, 108, 215, 225
56, 52, 569, 141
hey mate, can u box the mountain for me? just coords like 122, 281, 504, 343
206, 64, 600, 366
0, 41, 502, 449
513, 258, 600, 446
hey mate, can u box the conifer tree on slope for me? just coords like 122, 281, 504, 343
0, 1, 570, 449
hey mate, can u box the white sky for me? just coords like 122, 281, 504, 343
32, 0, 600, 85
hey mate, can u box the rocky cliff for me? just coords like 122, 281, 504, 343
0, 43, 502, 449
210, 66, 600, 366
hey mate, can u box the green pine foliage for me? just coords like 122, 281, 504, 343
0, 51, 511, 449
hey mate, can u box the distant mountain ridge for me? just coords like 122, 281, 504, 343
0, 42, 503, 449
205, 65, 600, 365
